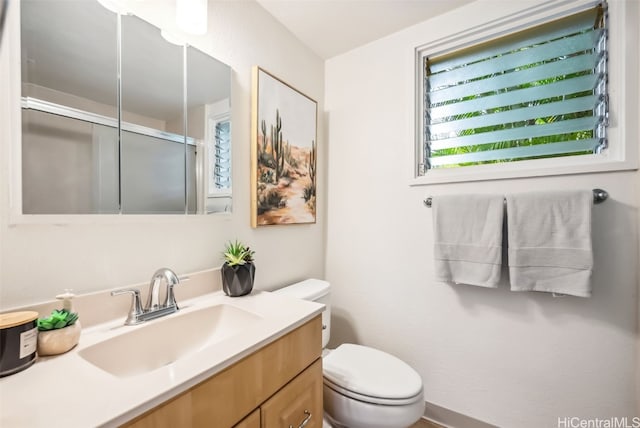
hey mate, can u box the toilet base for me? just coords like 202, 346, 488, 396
323, 412, 338, 428
323, 384, 425, 428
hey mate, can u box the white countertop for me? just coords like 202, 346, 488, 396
0, 290, 324, 427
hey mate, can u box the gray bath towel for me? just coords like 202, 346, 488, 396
432, 194, 504, 287
506, 190, 593, 297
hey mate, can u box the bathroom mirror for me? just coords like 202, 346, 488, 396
20, 0, 232, 215
120, 14, 190, 214
187, 46, 232, 214
21, 0, 119, 214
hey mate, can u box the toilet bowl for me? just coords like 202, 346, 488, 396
274, 279, 425, 428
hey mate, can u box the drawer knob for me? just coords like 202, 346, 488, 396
289, 409, 311, 428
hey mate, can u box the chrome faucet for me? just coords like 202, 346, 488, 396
111, 268, 182, 325
147, 268, 180, 311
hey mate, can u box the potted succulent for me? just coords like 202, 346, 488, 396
221, 240, 256, 297
37, 308, 81, 356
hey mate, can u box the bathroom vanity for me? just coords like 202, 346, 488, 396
122, 316, 323, 428
0, 290, 324, 427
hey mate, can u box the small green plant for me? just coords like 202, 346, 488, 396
37, 309, 78, 331
223, 240, 255, 266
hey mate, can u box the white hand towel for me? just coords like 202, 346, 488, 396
506, 190, 593, 297
432, 194, 504, 287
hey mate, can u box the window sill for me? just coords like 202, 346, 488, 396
207, 192, 232, 198
410, 155, 638, 186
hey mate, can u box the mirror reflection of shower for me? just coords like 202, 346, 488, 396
20, 0, 232, 215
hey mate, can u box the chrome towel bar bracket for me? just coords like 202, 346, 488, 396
423, 188, 608, 208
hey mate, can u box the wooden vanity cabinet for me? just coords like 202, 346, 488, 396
121, 315, 323, 428
233, 409, 261, 428
259, 359, 322, 428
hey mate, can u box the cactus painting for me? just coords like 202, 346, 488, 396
251, 67, 317, 227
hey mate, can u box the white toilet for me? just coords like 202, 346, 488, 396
274, 279, 425, 428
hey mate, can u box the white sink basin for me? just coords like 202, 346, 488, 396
79, 304, 261, 377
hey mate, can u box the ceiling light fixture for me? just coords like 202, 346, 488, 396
176, 0, 207, 35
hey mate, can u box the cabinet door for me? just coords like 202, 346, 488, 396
234, 408, 260, 428
261, 359, 323, 428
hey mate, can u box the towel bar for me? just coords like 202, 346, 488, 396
423, 188, 608, 208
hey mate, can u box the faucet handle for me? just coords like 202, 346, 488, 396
164, 278, 180, 310
111, 288, 144, 325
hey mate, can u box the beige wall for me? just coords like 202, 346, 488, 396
325, 0, 639, 427
0, 0, 325, 308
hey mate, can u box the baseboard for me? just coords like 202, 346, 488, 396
422, 401, 498, 428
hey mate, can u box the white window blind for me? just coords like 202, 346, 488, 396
213, 119, 231, 190
422, 4, 608, 171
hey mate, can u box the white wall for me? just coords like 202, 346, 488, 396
325, 1, 639, 427
0, 0, 325, 308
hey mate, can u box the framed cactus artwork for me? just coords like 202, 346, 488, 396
250, 66, 318, 227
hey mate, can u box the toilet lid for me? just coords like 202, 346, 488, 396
323, 344, 423, 401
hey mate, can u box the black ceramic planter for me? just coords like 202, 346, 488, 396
221, 262, 255, 297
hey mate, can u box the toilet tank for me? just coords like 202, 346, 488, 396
273, 279, 330, 349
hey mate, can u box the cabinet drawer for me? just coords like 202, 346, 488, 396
261, 359, 323, 428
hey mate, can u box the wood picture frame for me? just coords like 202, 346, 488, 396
251, 67, 318, 227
